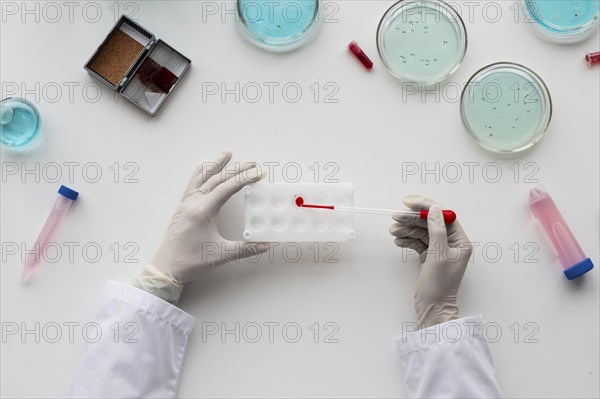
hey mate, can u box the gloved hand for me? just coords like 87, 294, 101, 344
133, 151, 269, 304
389, 195, 472, 329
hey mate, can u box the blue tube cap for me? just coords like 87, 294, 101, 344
58, 185, 79, 201
564, 258, 594, 280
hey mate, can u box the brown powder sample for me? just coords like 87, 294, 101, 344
89, 29, 144, 86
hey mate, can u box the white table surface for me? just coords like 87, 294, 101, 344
1, 1, 599, 397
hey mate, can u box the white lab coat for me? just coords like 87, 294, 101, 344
71, 281, 502, 398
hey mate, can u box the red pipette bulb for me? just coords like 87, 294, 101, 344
348, 41, 373, 70
585, 51, 600, 66
419, 209, 457, 224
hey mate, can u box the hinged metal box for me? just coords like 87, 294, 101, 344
84, 15, 191, 116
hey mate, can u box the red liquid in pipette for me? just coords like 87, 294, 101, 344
295, 196, 333, 209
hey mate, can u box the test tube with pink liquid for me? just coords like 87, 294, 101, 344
22, 185, 79, 282
529, 188, 594, 280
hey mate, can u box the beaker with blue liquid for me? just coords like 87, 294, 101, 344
0, 97, 41, 148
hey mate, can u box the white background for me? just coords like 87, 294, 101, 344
1, 1, 599, 397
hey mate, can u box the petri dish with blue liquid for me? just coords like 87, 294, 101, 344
460, 63, 552, 154
376, 0, 467, 84
237, 0, 319, 51
0, 97, 41, 148
523, 0, 600, 43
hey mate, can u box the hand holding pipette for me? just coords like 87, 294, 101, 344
389, 195, 471, 329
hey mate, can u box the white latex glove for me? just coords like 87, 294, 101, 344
133, 151, 269, 304
389, 195, 472, 329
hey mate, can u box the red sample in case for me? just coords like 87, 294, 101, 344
137, 57, 179, 93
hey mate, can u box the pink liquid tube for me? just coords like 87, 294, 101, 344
22, 185, 79, 282
529, 188, 594, 280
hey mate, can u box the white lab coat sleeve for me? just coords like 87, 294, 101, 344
396, 315, 502, 399
70, 280, 195, 398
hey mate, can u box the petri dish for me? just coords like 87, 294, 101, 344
376, 0, 467, 84
237, 0, 319, 51
460, 62, 552, 154
523, 0, 600, 43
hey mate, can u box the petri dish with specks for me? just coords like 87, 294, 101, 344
523, 0, 599, 43
237, 0, 319, 51
460, 62, 552, 154
376, 0, 467, 83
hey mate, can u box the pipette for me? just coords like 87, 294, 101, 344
295, 197, 456, 224
529, 187, 594, 280
22, 185, 79, 282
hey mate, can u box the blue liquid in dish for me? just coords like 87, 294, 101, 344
0, 98, 41, 147
461, 63, 552, 153
238, 0, 318, 47
525, 0, 599, 39
377, 0, 466, 83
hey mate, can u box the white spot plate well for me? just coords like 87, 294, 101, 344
243, 183, 356, 242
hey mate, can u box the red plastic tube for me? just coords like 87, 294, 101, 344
348, 41, 373, 70
585, 51, 600, 66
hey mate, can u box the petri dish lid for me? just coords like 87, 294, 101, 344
236, 0, 320, 51
523, 0, 600, 43
460, 62, 552, 154
376, 0, 467, 84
